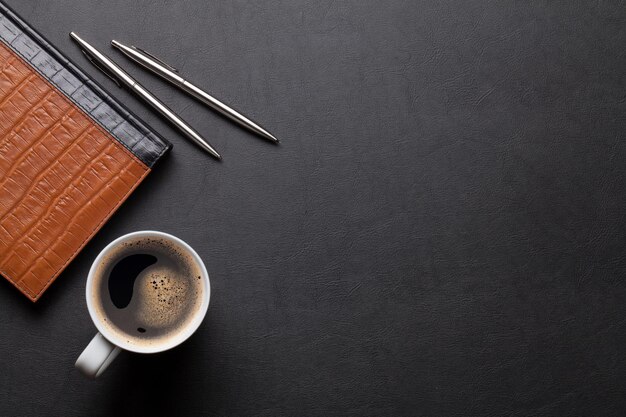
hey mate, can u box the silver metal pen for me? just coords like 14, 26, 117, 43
69, 32, 222, 160
111, 40, 279, 144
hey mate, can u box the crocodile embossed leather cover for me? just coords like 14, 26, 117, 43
0, 2, 171, 301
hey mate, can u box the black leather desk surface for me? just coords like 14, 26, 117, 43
1, 1, 625, 416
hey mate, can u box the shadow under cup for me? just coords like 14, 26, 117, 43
86, 231, 210, 354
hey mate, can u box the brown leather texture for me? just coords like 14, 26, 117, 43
0, 41, 150, 301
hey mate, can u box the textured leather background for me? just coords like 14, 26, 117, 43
0, 0, 625, 416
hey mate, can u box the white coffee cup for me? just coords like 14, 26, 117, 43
75, 231, 211, 378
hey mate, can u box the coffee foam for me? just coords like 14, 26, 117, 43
91, 236, 205, 348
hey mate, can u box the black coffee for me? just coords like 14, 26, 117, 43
91, 236, 205, 348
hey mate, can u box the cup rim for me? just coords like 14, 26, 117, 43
85, 230, 211, 354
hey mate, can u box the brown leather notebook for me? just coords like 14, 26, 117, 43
0, 3, 171, 301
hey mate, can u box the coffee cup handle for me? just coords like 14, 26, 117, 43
75, 333, 121, 378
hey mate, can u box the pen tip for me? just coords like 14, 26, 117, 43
209, 149, 222, 160
198, 140, 222, 160
266, 133, 280, 144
